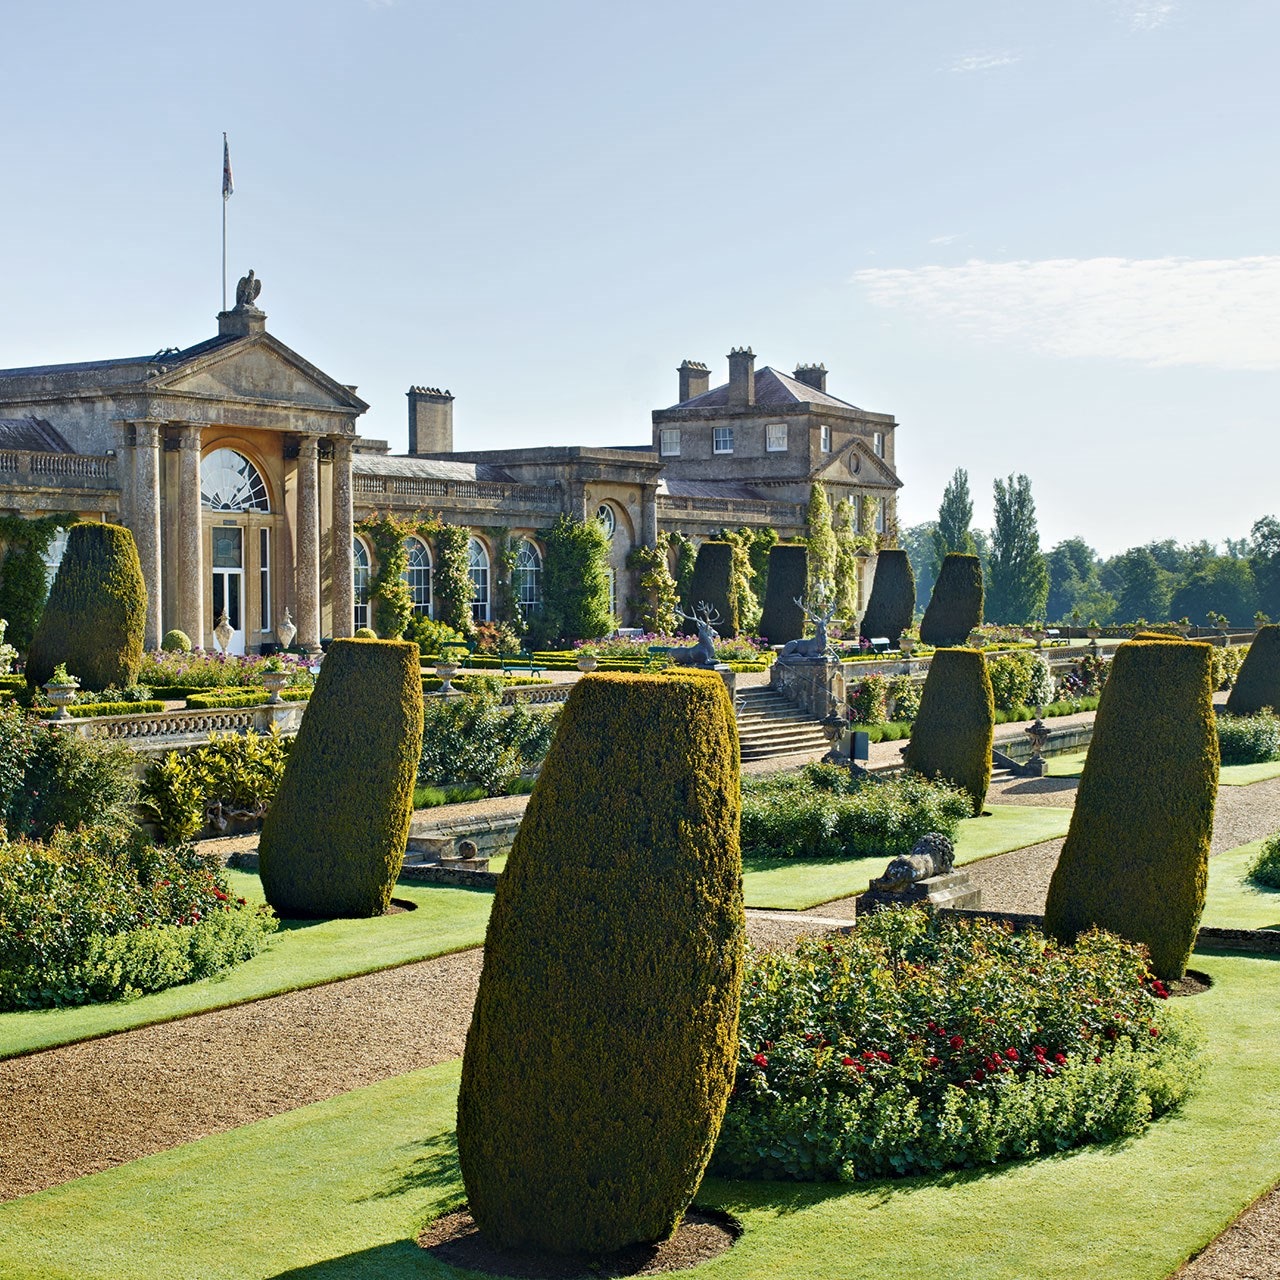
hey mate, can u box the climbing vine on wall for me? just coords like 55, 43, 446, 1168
626, 534, 680, 634
0, 514, 77, 651
433, 522, 475, 636
486, 528, 524, 634
670, 531, 698, 614
356, 512, 442, 639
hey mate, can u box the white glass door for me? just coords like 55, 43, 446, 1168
211, 527, 246, 655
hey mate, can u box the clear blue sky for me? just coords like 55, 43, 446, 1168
4, 0, 1277, 557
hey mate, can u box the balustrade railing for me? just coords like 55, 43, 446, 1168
0, 450, 116, 485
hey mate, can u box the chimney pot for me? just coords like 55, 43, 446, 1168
727, 347, 756, 409
793, 363, 828, 393
677, 359, 710, 402
406, 385, 455, 455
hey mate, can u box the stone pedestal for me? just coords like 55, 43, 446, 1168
713, 662, 737, 705
857, 870, 981, 915
770, 655, 845, 719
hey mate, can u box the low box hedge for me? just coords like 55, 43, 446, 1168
184, 688, 312, 710
66, 700, 166, 718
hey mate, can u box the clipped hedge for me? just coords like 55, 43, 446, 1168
184, 688, 311, 710
66, 700, 165, 718
759, 544, 808, 645
1044, 637, 1218, 980
457, 672, 745, 1254
902, 647, 994, 817
1225, 624, 1280, 715
258, 638, 423, 918
920, 553, 983, 648
685, 541, 736, 637
27, 522, 147, 692
860, 549, 916, 646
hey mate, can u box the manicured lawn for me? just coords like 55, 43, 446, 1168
1047, 750, 1280, 787
1202, 840, 1280, 931
742, 804, 1073, 911
3, 951, 1279, 1279
0, 872, 493, 1061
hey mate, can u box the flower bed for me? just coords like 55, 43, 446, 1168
0, 826, 276, 1011
138, 649, 316, 690
740, 765, 971, 859
712, 908, 1200, 1182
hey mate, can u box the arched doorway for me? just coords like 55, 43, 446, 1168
201, 447, 271, 655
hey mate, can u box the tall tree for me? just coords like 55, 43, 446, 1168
900, 521, 937, 613
931, 468, 976, 575
987, 474, 1049, 624
1250, 515, 1280, 621
1107, 547, 1171, 622
1170, 557, 1258, 627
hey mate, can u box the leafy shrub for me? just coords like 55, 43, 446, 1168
1028, 654, 1055, 706
458, 671, 745, 1253
1216, 711, 1280, 765
530, 513, 612, 647
0, 826, 276, 1010
419, 678, 558, 795
860, 549, 915, 646
161, 630, 192, 653
353, 626, 378, 639
26, 522, 147, 692
759, 544, 807, 644
712, 908, 1199, 1182
1246, 833, 1280, 890
626, 535, 681, 635
740, 767, 971, 859
848, 675, 889, 725
1045, 637, 1218, 980
1057, 653, 1109, 698
403, 612, 466, 658
1226, 625, 1280, 714
432, 523, 476, 637
889, 674, 922, 723
141, 729, 293, 844
472, 620, 523, 656
1211, 643, 1247, 691
920, 553, 983, 648
987, 650, 1038, 712
903, 648, 995, 817
259, 639, 423, 918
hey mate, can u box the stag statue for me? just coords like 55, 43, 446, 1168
778, 591, 838, 662
669, 602, 721, 668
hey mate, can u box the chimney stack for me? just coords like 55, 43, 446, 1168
793, 363, 827, 393
677, 359, 710, 402
727, 347, 755, 409
406, 386, 454, 455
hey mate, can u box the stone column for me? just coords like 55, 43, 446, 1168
133, 421, 164, 650
176, 425, 205, 648
295, 436, 322, 652
330, 437, 354, 638
640, 483, 660, 546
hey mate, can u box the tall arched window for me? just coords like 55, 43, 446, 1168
403, 536, 432, 617
514, 539, 542, 616
353, 537, 372, 630
468, 537, 490, 623
201, 448, 271, 511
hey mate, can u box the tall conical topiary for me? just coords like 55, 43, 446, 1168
685, 541, 736, 636
1044, 637, 1218, 981
902, 647, 994, 816
258, 638, 423, 918
1225, 624, 1280, 715
759, 543, 808, 644
860, 549, 916, 646
26, 522, 146, 692
457, 671, 745, 1255
920, 553, 983, 648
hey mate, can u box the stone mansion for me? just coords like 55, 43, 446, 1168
0, 280, 901, 651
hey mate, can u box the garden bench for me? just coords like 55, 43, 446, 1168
500, 650, 547, 676
1045, 628, 1065, 645
869, 636, 891, 654
613, 627, 644, 640
645, 645, 672, 670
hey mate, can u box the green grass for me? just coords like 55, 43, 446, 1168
3, 951, 1279, 1279
1047, 749, 1280, 787
0, 871, 493, 1061
1202, 840, 1280, 931
742, 804, 1073, 911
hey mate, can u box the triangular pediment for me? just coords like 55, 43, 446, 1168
813, 439, 902, 488
150, 335, 368, 413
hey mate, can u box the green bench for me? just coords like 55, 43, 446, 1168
646, 645, 672, 670
501, 650, 547, 676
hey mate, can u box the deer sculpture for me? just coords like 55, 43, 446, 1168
779, 593, 838, 661
669, 602, 721, 668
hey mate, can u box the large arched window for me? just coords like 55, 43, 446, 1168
468, 537, 490, 623
353, 537, 372, 630
403, 536, 432, 617
514, 539, 542, 616
201, 448, 270, 511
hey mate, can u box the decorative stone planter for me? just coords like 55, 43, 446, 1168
435, 661, 459, 694
1030, 629, 1046, 649
261, 670, 291, 705
576, 654, 599, 672
43, 681, 79, 721
898, 636, 915, 658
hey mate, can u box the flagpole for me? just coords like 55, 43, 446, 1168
221, 133, 228, 312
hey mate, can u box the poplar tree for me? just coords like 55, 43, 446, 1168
987, 473, 1049, 624
931, 468, 976, 574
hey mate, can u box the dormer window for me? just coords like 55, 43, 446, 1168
766, 423, 787, 452
873, 431, 885, 458
713, 426, 735, 455
660, 428, 681, 456
820, 424, 831, 453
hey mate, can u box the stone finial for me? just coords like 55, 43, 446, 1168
234, 270, 263, 310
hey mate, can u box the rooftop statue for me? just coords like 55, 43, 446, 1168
234, 269, 262, 310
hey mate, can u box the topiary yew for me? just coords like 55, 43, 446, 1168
685, 541, 736, 636
258, 638, 423, 918
26, 522, 146, 692
1225, 624, 1280, 715
457, 671, 745, 1255
1044, 637, 1218, 981
902, 647, 994, 816
759, 543, 807, 644
860, 548, 916, 646
920, 553, 983, 648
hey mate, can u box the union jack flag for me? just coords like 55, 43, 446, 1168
222, 135, 234, 200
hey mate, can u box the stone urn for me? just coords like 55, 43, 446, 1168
261, 669, 291, 705
43, 679, 79, 721
1030, 628, 1046, 649
276, 607, 297, 651
214, 611, 234, 655
1086, 626, 1102, 640
435, 659, 459, 695
899, 635, 915, 658
576, 653, 599, 672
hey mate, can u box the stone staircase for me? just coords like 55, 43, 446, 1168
736, 686, 831, 762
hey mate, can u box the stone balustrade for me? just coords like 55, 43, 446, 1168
0, 449, 115, 485
353, 473, 559, 509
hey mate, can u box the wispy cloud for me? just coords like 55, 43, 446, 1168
949, 51, 1020, 73
1113, 1, 1177, 30
853, 256, 1280, 371
928, 233, 962, 246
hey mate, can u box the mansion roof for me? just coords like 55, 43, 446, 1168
0, 416, 74, 453
0, 336, 239, 394
657, 478, 773, 501
351, 454, 519, 484
666, 366, 863, 413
